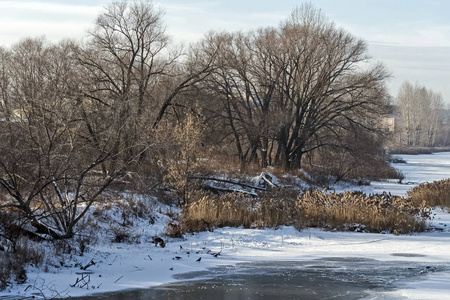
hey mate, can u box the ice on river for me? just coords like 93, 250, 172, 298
333, 152, 450, 196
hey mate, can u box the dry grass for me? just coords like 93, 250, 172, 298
180, 189, 430, 234
387, 146, 434, 155
387, 146, 450, 155
407, 179, 450, 208
0, 235, 47, 290
298, 190, 429, 233
180, 194, 257, 232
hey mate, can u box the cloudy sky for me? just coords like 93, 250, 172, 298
1, 0, 449, 103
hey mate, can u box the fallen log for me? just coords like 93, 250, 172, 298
188, 176, 266, 191
201, 184, 258, 196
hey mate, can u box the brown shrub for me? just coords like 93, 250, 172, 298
254, 189, 299, 228
407, 179, 450, 208
164, 222, 183, 238
0, 236, 46, 290
387, 146, 434, 155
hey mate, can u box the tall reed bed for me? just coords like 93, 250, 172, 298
298, 190, 429, 233
179, 189, 430, 234
407, 179, 450, 208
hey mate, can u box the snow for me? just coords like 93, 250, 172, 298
333, 152, 450, 197
1, 153, 450, 299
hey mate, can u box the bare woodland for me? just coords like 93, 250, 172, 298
395, 81, 444, 147
0, 1, 443, 242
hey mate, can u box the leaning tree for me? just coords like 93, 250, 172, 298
0, 38, 128, 239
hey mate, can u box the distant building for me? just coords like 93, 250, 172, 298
381, 116, 396, 132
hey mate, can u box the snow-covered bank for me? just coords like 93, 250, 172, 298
1, 153, 450, 299
3, 209, 449, 299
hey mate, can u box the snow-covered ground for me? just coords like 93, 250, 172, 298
1, 153, 450, 299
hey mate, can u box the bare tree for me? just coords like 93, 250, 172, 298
198, 4, 390, 170
272, 5, 389, 169
75, 1, 172, 170
76, 1, 216, 174
0, 47, 10, 120
396, 81, 444, 147
428, 93, 444, 146
0, 38, 136, 239
197, 31, 269, 169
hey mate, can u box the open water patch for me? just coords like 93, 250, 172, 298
391, 253, 427, 257
73, 258, 448, 300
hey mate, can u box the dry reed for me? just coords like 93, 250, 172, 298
297, 190, 429, 233
407, 179, 450, 208
179, 189, 430, 235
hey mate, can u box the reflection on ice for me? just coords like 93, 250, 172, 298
75, 259, 449, 300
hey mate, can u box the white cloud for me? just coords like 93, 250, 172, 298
157, 1, 287, 44
370, 44, 450, 101
368, 27, 450, 48
0, 1, 101, 17
0, 20, 91, 44
0, 1, 102, 46
415, 26, 450, 47
335, 20, 450, 48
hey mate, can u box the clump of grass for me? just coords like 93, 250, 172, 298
179, 189, 301, 232
387, 146, 450, 155
180, 189, 430, 235
255, 189, 299, 228
0, 236, 47, 290
387, 146, 434, 155
297, 190, 429, 233
164, 222, 183, 238
407, 179, 450, 208
180, 194, 258, 232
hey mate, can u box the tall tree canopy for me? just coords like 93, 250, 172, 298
198, 4, 390, 170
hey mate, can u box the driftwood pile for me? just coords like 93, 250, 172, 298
189, 172, 280, 196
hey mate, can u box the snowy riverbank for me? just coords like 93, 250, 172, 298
1, 153, 450, 299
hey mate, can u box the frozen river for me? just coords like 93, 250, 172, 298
74, 258, 449, 300
70, 152, 450, 300
394, 152, 450, 184
337, 151, 450, 196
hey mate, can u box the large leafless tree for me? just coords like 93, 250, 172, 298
77, 1, 215, 169
198, 4, 390, 170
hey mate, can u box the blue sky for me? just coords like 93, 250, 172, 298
1, 0, 449, 103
